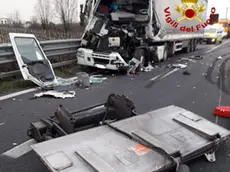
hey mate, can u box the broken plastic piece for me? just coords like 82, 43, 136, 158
34, 90, 75, 99
89, 76, 107, 84
56, 77, 79, 86
205, 151, 216, 162
172, 64, 187, 69
183, 71, 191, 75
143, 63, 154, 72
214, 106, 230, 118
217, 56, 223, 60
76, 72, 90, 87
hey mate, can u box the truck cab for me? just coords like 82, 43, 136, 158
77, 0, 163, 72
77, 0, 207, 72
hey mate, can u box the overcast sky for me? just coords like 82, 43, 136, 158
0, 0, 230, 22
0, 0, 86, 22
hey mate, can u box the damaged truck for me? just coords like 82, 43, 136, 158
77, 0, 208, 72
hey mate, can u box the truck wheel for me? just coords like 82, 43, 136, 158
190, 40, 194, 52
194, 39, 198, 51
168, 42, 174, 57
183, 41, 190, 53
161, 44, 168, 62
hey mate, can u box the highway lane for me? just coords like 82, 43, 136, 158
1, 40, 230, 171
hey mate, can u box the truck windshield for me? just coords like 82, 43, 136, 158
14, 37, 45, 64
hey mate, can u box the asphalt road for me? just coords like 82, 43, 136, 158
1, 40, 230, 172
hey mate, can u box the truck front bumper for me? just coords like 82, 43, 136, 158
203, 37, 216, 43
76, 48, 128, 71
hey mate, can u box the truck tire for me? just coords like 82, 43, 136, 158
183, 41, 190, 53
190, 40, 194, 52
194, 39, 198, 51
162, 43, 168, 62
168, 42, 175, 57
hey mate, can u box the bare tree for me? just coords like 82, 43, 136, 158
8, 10, 21, 24
30, 16, 41, 29
14, 10, 21, 24
35, 0, 52, 29
54, 0, 79, 33
30, 16, 38, 24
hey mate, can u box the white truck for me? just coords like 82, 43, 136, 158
77, 0, 209, 72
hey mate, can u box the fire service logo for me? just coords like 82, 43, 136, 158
164, 0, 216, 32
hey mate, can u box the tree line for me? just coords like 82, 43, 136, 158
6, 0, 87, 33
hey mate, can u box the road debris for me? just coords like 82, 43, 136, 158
56, 77, 79, 86
0, 122, 5, 126
181, 57, 196, 63
214, 106, 230, 118
27, 98, 230, 172
168, 64, 187, 69
143, 63, 154, 72
217, 56, 223, 60
190, 55, 203, 60
13, 143, 17, 146
8, 33, 84, 90
90, 76, 107, 84
183, 71, 191, 75
76, 72, 90, 88
34, 90, 76, 99
127, 58, 143, 75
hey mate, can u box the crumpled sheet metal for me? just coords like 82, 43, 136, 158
56, 77, 79, 86
167, 64, 187, 69
34, 90, 76, 99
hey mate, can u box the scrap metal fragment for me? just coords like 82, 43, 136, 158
34, 90, 75, 99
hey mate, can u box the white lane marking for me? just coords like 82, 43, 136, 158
0, 88, 39, 101
161, 68, 179, 79
205, 40, 230, 54
1, 139, 36, 159
150, 74, 162, 81
0, 123, 5, 126
150, 68, 180, 82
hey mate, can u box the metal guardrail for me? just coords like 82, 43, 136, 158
0, 39, 81, 79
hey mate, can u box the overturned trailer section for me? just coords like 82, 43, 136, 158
28, 94, 230, 172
